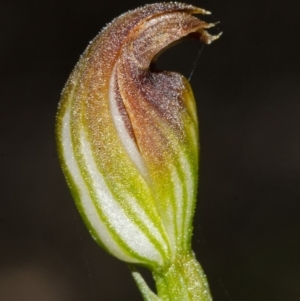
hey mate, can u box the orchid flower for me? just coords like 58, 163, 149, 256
56, 3, 220, 300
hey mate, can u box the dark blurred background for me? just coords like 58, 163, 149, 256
1, 0, 299, 300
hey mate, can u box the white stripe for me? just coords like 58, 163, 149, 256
61, 108, 136, 263
161, 201, 176, 257
178, 152, 195, 240
79, 127, 163, 265
124, 194, 169, 256
171, 167, 184, 244
109, 66, 149, 181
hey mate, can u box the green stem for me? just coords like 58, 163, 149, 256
153, 252, 212, 301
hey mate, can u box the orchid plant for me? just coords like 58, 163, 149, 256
56, 3, 220, 300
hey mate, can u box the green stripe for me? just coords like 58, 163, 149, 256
79, 132, 171, 263
71, 131, 158, 268
174, 148, 197, 252
56, 112, 112, 255
80, 91, 172, 264
174, 158, 189, 251
59, 85, 160, 267
70, 112, 167, 268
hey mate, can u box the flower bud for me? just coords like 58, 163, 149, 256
56, 2, 219, 273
